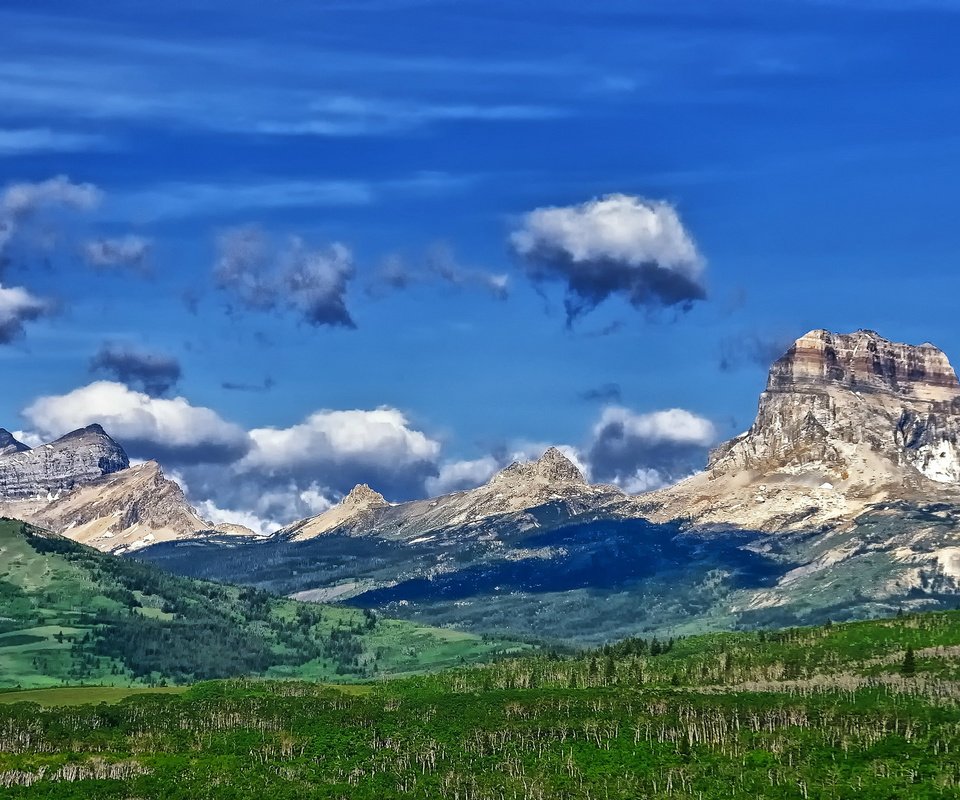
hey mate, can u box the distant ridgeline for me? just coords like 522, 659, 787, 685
137, 330, 960, 644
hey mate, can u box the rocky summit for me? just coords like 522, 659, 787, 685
0, 425, 254, 552
643, 329, 960, 531
0, 424, 129, 501
286, 446, 622, 542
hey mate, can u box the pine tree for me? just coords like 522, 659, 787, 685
901, 647, 917, 677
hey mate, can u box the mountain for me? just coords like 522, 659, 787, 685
286, 447, 626, 541
0, 518, 521, 688
0, 426, 253, 552
0, 428, 29, 457
136, 329, 960, 643
641, 329, 960, 531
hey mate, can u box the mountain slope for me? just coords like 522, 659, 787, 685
0, 518, 522, 688
0, 426, 253, 552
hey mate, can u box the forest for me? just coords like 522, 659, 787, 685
2, 609, 960, 797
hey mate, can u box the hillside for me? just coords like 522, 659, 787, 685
0, 519, 521, 689
2, 610, 960, 797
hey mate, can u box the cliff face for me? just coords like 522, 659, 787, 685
709, 330, 960, 486
0, 424, 130, 500
0, 429, 29, 457
642, 330, 960, 531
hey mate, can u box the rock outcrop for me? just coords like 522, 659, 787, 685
642, 329, 960, 530
0, 429, 29, 457
0, 424, 129, 500
0, 425, 254, 551
286, 447, 623, 542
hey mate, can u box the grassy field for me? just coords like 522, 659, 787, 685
0, 518, 526, 688
0, 685, 188, 706
1, 611, 960, 797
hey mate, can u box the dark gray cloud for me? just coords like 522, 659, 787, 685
510, 194, 705, 325
89, 343, 182, 396
0, 284, 53, 344
585, 407, 715, 492
215, 226, 356, 328
719, 332, 795, 372
222, 377, 276, 393
580, 383, 622, 403
367, 244, 508, 300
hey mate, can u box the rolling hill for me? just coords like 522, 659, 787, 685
0, 518, 523, 689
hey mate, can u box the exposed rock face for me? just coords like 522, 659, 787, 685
643, 329, 960, 531
0, 425, 254, 551
0, 424, 129, 500
286, 447, 622, 542
0, 429, 29, 457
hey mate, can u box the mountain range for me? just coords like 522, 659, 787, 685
6, 328, 960, 644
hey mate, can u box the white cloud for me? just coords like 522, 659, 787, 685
426, 455, 501, 495
243, 407, 440, 473
510, 194, 705, 322
1, 175, 102, 217
589, 406, 716, 447
0, 283, 52, 343
23, 381, 250, 464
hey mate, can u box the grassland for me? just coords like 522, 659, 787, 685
0, 519, 524, 688
1, 611, 960, 797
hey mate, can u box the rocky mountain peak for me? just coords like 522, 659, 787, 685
708, 329, 960, 485
341, 483, 388, 509
768, 329, 960, 404
0, 429, 29, 457
0, 424, 130, 501
489, 447, 586, 490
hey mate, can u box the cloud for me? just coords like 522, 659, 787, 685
584, 406, 716, 491
1, 175, 102, 217
0, 129, 109, 156
368, 244, 509, 300
257, 95, 563, 137
23, 381, 250, 465
0, 283, 52, 343
180, 406, 444, 525
82, 235, 152, 272
580, 383, 622, 403
215, 226, 356, 328
425, 455, 502, 495
89, 343, 182, 396
510, 194, 705, 324
719, 331, 795, 372
221, 377, 276, 393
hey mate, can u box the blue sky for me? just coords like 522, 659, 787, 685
3, 0, 960, 529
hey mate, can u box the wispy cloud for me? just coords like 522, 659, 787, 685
0, 128, 110, 156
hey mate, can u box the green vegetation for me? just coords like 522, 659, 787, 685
2, 611, 960, 796
0, 519, 523, 688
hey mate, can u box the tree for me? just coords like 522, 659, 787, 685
901, 647, 917, 677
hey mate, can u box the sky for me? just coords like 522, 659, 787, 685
3, 0, 960, 531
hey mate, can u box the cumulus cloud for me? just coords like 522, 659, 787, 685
0, 283, 52, 343
584, 406, 716, 492
23, 381, 250, 465
89, 343, 182, 396
177, 406, 443, 525
82, 235, 152, 272
215, 225, 356, 328
510, 194, 705, 323
719, 331, 794, 372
